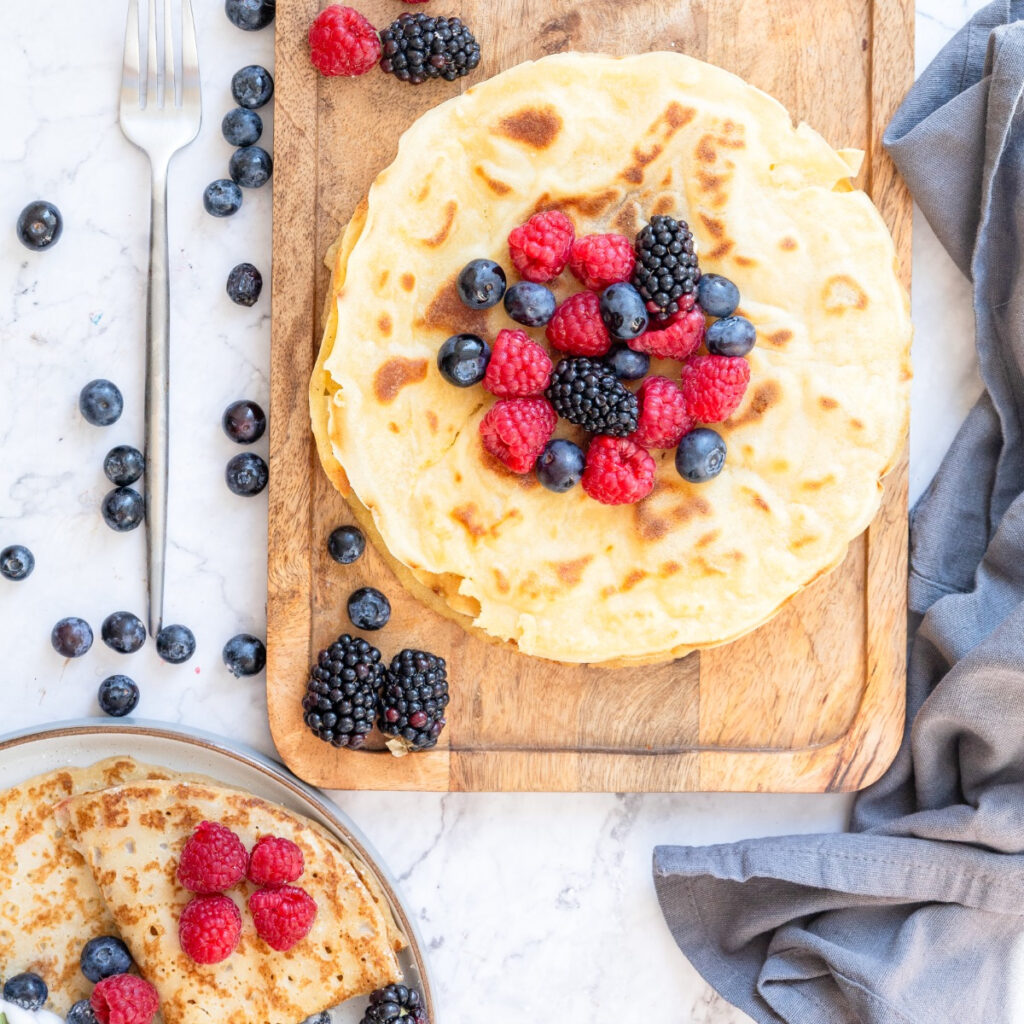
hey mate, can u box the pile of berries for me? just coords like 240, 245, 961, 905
436, 211, 757, 505
177, 822, 317, 963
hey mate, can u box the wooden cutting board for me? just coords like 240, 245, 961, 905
268, 0, 912, 792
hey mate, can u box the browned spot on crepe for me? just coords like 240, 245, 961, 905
377, 269, 389, 290
425, 410, 438, 432
377, 314, 392, 336
373, 358, 427, 404
621, 569, 648, 592
802, 475, 836, 491
420, 277, 489, 336
823, 274, 869, 313
474, 165, 512, 195
707, 240, 734, 261
851, 418, 865, 430
671, 497, 711, 522
699, 214, 726, 238
535, 189, 619, 219
452, 504, 486, 539
727, 381, 781, 427
766, 329, 792, 348
494, 569, 510, 594
819, 396, 839, 410
696, 530, 720, 548
553, 556, 592, 586
780, 236, 798, 251
400, 273, 415, 291
696, 136, 717, 163
387, 422, 399, 434
497, 106, 563, 149
416, 181, 430, 203
652, 194, 676, 215
620, 142, 663, 184
793, 535, 819, 549
659, 560, 681, 577
752, 494, 770, 512
734, 255, 757, 268
601, 584, 616, 599
421, 200, 457, 248
612, 201, 642, 236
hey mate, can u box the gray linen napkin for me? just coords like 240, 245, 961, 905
652, 4, 1024, 1021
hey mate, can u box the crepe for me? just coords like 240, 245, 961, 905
311, 51, 911, 665
0, 758, 180, 1013
54, 778, 404, 1024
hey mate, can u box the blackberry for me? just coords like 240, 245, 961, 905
632, 215, 700, 321
378, 649, 449, 753
545, 357, 638, 437
303, 634, 383, 749
360, 984, 428, 1024
380, 13, 480, 85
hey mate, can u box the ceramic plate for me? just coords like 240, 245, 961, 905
0, 719, 432, 1023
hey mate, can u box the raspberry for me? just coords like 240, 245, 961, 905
249, 885, 318, 952
178, 895, 242, 964
680, 355, 751, 423
507, 211, 574, 283
90, 976, 159, 1024
247, 836, 305, 887
568, 233, 636, 291
479, 398, 556, 474
483, 329, 552, 397
309, 6, 381, 77
177, 821, 248, 894
628, 306, 705, 361
581, 436, 657, 506
545, 291, 612, 357
630, 377, 693, 449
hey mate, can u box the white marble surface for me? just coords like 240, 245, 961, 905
0, 2, 988, 1021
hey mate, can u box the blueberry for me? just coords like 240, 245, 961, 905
103, 445, 145, 486
231, 65, 274, 109
604, 343, 650, 381
456, 259, 506, 309
67, 999, 99, 1024
0, 544, 35, 582
222, 633, 266, 677
226, 263, 263, 306
301, 1014, 330, 1024
535, 439, 585, 493
225, 0, 275, 31
156, 624, 196, 664
203, 179, 243, 217
697, 274, 740, 318
503, 282, 557, 327
705, 315, 757, 357
347, 587, 391, 631
229, 146, 273, 189
225, 453, 268, 496
675, 427, 727, 483
80, 936, 133, 983
51, 617, 93, 658
101, 611, 147, 654
221, 107, 263, 147
102, 487, 145, 532
79, 380, 123, 426
4, 973, 47, 1011
222, 399, 266, 443
97, 675, 140, 718
327, 524, 365, 564
599, 282, 649, 340
437, 333, 490, 387
17, 200, 63, 251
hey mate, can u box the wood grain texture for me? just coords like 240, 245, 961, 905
268, 0, 913, 793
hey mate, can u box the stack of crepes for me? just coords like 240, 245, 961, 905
0, 757, 405, 1024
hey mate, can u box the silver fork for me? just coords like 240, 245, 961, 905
119, 0, 201, 636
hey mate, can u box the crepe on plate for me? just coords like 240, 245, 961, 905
311, 51, 911, 665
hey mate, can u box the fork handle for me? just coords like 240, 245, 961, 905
145, 161, 170, 638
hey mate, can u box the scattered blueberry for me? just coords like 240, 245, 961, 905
0, 544, 35, 582
437, 333, 490, 387
222, 633, 267, 677
605, 342, 650, 381
103, 445, 145, 486
599, 282, 649, 340
102, 487, 145, 532
67, 999, 99, 1024
79, 380, 124, 427
705, 315, 757, 357
97, 675, 140, 718
231, 65, 274, 109
225, 0, 276, 31
203, 179, 243, 217
17, 200, 63, 251
229, 146, 273, 189
327, 524, 365, 565
4, 973, 47, 1011
456, 259, 506, 309
226, 263, 263, 306
697, 274, 740, 318
222, 399, 267, 443
156, 624, 196, 664
675, 427, 727, 483
503, 281, 557, 327
535, 439, 585, 493
347, 587, 391, 631
101, 611, 147, 654
300, 1013, 330, 1024
51, 617, 93, 658
226, 453, 269, 496
80, 936, 133, 983
222, 107, 263, 147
